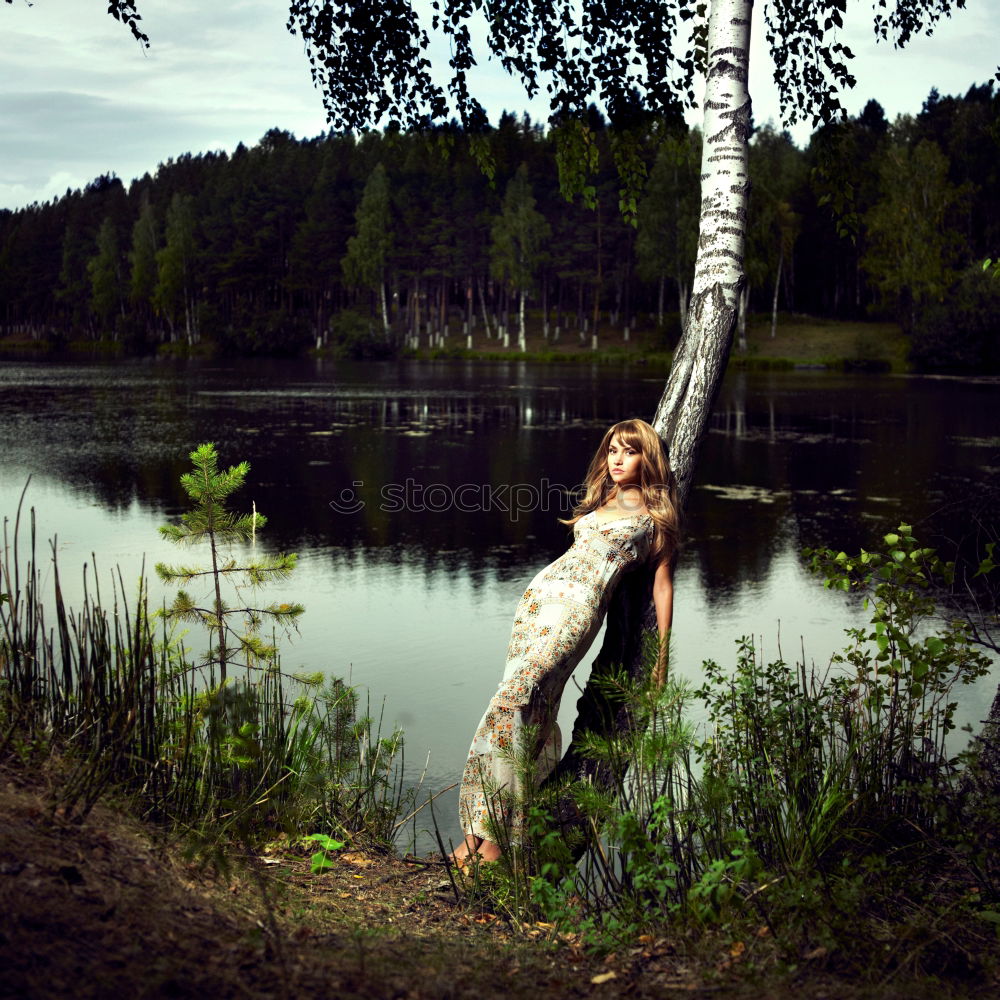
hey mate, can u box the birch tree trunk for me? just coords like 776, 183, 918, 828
651, 0, 751, 506
477, 278, 493, 339
518, 287, 526, 352
738, 283, 749, 352
554, 0, 752, 790
379, 278, 389, 338
770, 250, 783, 339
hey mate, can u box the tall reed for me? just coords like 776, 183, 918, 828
0, 497, 410, 847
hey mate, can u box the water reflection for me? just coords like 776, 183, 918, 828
1, 357, 998, 844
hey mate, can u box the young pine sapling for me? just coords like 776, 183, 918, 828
157, 442, 303, 681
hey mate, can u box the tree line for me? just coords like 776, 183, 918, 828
1, 82, 998, 369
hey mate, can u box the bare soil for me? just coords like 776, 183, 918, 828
1, 766, 992, 1000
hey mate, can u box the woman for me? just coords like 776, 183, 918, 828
452, 418, 678, 865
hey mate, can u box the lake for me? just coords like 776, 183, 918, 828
1, 355, 998, 848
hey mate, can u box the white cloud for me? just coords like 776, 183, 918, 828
1, 0, 997, 209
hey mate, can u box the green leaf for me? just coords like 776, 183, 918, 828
305, 833, 345, 852
310, 851, 336, 874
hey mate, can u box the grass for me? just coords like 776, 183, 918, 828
0, 496, 412, 853
740, 313, 909, 371
393, 310, 909, 370
5, 760, 992, 1000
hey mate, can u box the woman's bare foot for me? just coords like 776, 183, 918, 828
475, 839, 502, 863
449, 834, 481, 866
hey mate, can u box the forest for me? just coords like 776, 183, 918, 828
1, 81, 998, 370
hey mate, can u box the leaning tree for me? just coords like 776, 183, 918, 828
272, 0, 983, 784
67, 0, 994, 793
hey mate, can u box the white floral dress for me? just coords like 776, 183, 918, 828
459, 510, 653, 841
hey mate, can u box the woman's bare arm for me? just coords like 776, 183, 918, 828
652, 559, 674, 687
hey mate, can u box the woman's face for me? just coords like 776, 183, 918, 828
607, 435, 642, 489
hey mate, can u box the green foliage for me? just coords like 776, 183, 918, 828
156, 442, 303, 681
490, 164, 551, 296
343, 163, 392, 290
342, 163, 393, 335
127, 199, 158, 339
327, 308, 397, 360
3, 83, 1000, 370
87, 216, 124, 330
862, 124, 969, 325
305, 832, 346, 874
153, 192, 198, 341
287, 0, 937, 143
911, 262, 1000, 370
466, 525, 995, 963
635, 131, 700, 314
746, 125, 804, 310
552, 119, 600, 210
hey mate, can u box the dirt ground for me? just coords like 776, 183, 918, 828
1, 766, 993, 1000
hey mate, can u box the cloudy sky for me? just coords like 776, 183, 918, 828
2, 0, 998, 211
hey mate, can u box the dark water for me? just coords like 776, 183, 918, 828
1, 356, 998, 845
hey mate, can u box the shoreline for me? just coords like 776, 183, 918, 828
0, 314, 911, 374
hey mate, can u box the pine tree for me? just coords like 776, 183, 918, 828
156, 443, 303, 683
57, 214, 92, 335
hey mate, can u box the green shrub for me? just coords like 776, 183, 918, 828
911, 264, 1000, 371
329, 308, 397, 360
469, 524, 996, 964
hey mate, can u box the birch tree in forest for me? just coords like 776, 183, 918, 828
281, 0, 985, 790
128, 199, 158, 339
746, 125, 803, 341
78, 0, 994, 790
154, 193, 198, 344
88, 216, 126, 333
343, 162, 393, 337
490, 163, 551, 351
636, 130, 700, 333
862, 123, 968, 329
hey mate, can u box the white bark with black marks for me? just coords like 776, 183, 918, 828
556, 0, 753, 790
653, 0, 751, 509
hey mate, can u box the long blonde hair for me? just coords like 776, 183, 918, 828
563, 419, 679, 567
